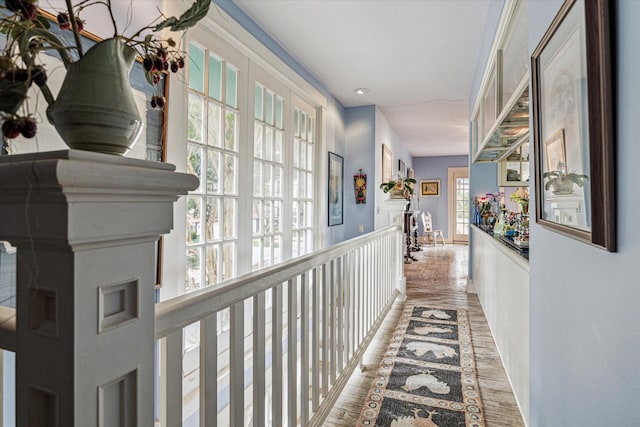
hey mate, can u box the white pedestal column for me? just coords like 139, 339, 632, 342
0, 150, 198, 426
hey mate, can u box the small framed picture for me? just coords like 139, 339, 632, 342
407, 167, 415, 179
420, 180, 440, 197
398, 159, 406, 178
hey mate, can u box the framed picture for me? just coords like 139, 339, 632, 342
420, 180, 440, 197
407, 167, 415, 180
398, 159, 406, 178
382, 144, 393, 182
328, 152, 344, 226
531, 0, 615, 251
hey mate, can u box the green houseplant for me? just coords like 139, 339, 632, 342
0, 0, 210, 154
380, 177, 417, 200
543, 170, 588, 195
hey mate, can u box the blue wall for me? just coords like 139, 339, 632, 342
528, 1, 640, 425
343, 106, 376, 240
412, 155, 468, 237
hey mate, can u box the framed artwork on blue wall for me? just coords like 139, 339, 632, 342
531, 0, 615, 251
328, 152, 344, 226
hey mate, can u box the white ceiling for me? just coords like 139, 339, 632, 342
234, 0, 491, 158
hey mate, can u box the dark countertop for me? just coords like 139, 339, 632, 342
472, 225, 529, 261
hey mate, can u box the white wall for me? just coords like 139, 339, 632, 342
375, 108, 412, 229
471, 227, 529, 423
528, 1, 640, 425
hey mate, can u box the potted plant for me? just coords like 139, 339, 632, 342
380, 177, 416, 199
0, 0, 211, 154
380, 176, 416, 210
543, 170, 588, 195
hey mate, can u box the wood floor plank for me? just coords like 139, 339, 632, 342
325, 245, 525, 427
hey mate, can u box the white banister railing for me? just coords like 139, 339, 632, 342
0, 151, 405, 426
155, 225, 405, 426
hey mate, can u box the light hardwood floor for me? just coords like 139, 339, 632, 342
325, 244, 525, 427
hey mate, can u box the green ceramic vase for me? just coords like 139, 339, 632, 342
48, 38, 143, 155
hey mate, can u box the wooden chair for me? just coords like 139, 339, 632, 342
421, 211, 446, 246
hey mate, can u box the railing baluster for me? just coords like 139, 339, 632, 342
253, 292, 266, 427
164, 330, 183, 427
330, 259, 337, 385
337, 256, 344, 375
301, 271, 310, 425
287, 278, 298, 426
230, 302, 245, 427
273, 284, 283, 427
322, 263, 329, 397
312, 267, 320, 411
200, 314, 218, 427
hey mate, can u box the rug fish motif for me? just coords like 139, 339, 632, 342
357, 305, 485, 427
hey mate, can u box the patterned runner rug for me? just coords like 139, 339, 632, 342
357, 305, 485, 427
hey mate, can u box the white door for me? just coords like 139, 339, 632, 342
448, 167, 470, 243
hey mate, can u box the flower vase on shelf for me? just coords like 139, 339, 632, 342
48, 39, 143, 155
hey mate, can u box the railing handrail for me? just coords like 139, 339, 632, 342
155, 225, 401, 339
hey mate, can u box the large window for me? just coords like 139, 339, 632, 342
252, 83, 285, 270
186, 42, 240, 291
292, 105, 315, 257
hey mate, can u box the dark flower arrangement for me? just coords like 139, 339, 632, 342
0, 0, 210, 141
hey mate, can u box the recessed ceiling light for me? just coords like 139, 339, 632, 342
354, 88, 370, 95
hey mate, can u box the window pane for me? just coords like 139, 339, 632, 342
306, 201, 313, 227
299, 142, 306, 170
208, 55, 222, 100
274, 132, 283, 163
253, 200, 262, 235
206, 197, 220, 241
224, 154, 237, 194
253, 161, 262, 197
188, 43, 204, 92
226, 65, 237, 108
207, 102, 222, 147
186, 196, 203, 244
223, 198, 236, 239
292, 231, 299, 258
273, 166, 282, 198
300, 111, 307, 139
307, 143, 313, 170
273, 235, 282, 264
223, 242, 235, 282
265, 90, 274, 126
292, 170, 299, 199
293, 139, 299, 168
265, 127, 273, 162
306, 172, 313, 199
206, 150, 221, 194
273, 201, 282, 233
292, 201, 299, 228
255, 85, 263, 120
263, 200, 272, 234
293, 109, 299, 137
188, 94, 204, 143
206, 245, 219, 286
252, 239, 261, 271
186, 247, 202, 291
263, 236, 272, 267
225, 111, 238, 151
276, 96, 283, 129
254, 123, 263, 158
263, 164, 272, 198
308, 117, 314, 143
187, 144, 203, 193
